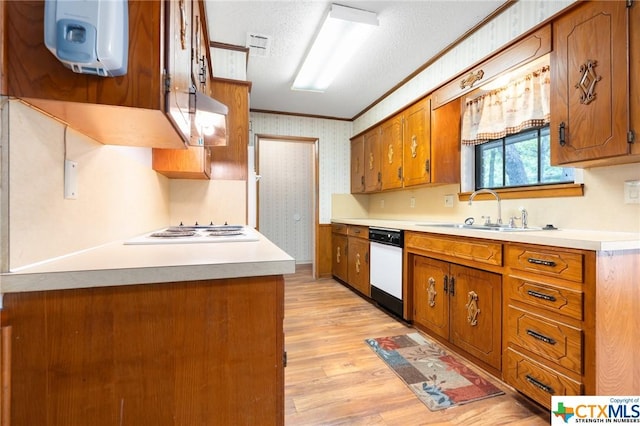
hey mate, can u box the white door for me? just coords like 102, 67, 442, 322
258, 139, 315, 265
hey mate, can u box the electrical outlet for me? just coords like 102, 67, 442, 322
624, 180, 640, 204
444, 194, 454, 208
64, 159, 78, 200
410, 197, 416, 208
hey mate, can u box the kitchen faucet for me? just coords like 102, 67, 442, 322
468, 188, 502, 225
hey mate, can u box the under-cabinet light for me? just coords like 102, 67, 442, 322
291, 4, 378, 92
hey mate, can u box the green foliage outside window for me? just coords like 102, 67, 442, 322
475, 126, 574, 189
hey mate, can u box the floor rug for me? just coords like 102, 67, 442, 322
365, 332, 504, 411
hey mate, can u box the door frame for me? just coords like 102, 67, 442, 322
255, 134, 319, 278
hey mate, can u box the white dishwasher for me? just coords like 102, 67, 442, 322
369, 227, 404, 319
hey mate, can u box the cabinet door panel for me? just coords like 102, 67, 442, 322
332, 234, 348, 282
350, 136, 365, 193
364, 128, 382, 192
430, 99, 461, 184
413, 256, 449, 340
348, 238, 370, 296
550, 1, 628, 164
380, 114, 404, 190
403, 98, 432, 187
166, 0, 193, 142
450, 265, 502, 370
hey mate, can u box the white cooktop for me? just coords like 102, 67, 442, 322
124, 225, 260, 245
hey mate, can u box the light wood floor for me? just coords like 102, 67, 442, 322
283, 265, 551, 425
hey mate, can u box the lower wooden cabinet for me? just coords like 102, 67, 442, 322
1, 276, 285, 426
347, 229, 370, 296
331, 224, 348, 283
504, 242, 588, 408
331, 224, 370, 297
412, 255, 502, 370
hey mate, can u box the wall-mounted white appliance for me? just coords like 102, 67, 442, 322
44, 0, 128, 77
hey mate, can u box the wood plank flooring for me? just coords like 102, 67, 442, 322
284, 265, 551, 425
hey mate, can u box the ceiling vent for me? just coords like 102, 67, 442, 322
246, 32, 272, 57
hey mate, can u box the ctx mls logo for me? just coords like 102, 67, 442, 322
553, 402, 575, 423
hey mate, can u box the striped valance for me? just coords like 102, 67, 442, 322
461, 65, 550, 145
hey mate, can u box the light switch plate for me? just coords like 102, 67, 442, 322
64, 159, 78, 200
624, 180, 640, 204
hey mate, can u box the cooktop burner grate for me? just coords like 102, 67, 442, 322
150, 230, 198, 238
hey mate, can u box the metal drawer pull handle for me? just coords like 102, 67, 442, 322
526, 329, 556, 345
527, 258, 556, 267
525, 375, 555, 394
527, 290, 557, 302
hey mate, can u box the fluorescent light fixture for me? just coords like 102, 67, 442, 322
292, 4, 378, 92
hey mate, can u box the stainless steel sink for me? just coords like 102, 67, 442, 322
416, 223, 544, 232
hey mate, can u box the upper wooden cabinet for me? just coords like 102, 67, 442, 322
380, 112, 404, 191
0, 0, 193, 149
364, 127, 382, 192
350, 95, 460, 193
403, 98, 432, 187
430, 99, 461, 185
550, 1, 636, 166
632, 1, 640, 157
153, 146, 212, 179
209, 78, 250, 180
432, 25, 551, 110
350, 135, 365, 193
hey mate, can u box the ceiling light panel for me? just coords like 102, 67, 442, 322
292, 4, 378, 92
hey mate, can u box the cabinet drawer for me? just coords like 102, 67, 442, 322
507, 276, 583, 321
348, 225, 368, 239
506, 244, 583, 283
331, 223, 348, 235
405, 232, 502, 267
504, 348, 582, 409
507, 306, 582, 374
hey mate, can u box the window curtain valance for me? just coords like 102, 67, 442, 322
461, 65, 550, 145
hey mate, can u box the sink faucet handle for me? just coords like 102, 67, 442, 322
481, 215, 491, 225
509, 216, 519, 228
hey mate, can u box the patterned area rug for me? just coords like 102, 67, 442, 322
365, 332, 504, 411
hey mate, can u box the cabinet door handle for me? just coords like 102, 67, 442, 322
425, 159, 430, 173
526, 329, 556, 345
559, 122, 566, 146
427, 277, 437, 307
449, 276, 455, 296
444, 276, 449, 294
527, 258, 556, 267
525, 374, 555, 395
377, 171, 381, 183
397, 166, 402, 180
527, 289, 557, 302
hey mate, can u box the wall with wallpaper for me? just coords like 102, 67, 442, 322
250, 112, 352, 224
353, 0, 575, 133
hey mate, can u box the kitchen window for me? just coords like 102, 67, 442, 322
474, 125, 574, 189
459, 57, 582, 198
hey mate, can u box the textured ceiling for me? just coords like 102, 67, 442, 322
206, 1, 508, 119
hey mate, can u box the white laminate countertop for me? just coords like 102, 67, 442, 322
0, 228, 296, 294
333, 218, 640, 251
